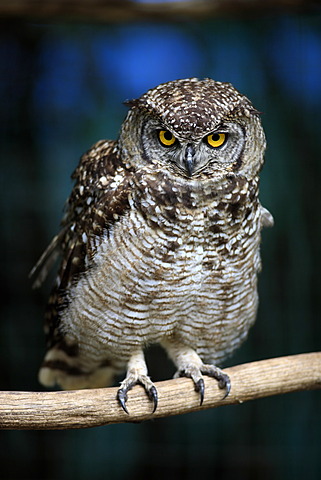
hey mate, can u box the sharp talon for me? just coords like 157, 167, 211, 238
218, 374, 231, 399
117, 379, 158, 414
195, 378, 205, 405
148, 386, 158, 413
117, 389, 129, 414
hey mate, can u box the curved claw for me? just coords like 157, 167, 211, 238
218, 374, 231, 399
194, 378, 205, 405
117, 380, 158, 414
176, 364, 231, 405
117, 388, 129, 414
147, 385, 158, 413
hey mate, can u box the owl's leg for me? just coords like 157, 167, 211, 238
161, 339, 230, 405
117, 349, 158, 414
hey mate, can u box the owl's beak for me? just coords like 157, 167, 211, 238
184, 144, 195, 177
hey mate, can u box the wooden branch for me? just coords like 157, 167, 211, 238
0, 0, 317, 23
0, 352, 320, 430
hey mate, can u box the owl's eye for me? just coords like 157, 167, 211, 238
205, 133, 227, 148
158, 130, 177, 147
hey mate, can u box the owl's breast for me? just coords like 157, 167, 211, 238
64, 176, 262, 361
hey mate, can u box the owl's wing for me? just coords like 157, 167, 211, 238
31, 140, 133, 344
260, 205, 274, 228
29, 228, 68, 289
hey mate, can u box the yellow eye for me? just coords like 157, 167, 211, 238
158, 130, 177, 147
206, 132, 227, 148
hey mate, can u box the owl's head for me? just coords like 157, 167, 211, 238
119, 78, 265, 179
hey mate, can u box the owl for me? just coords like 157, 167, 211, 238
32, 78, 273, 413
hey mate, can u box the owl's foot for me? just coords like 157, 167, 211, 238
117, 350, 158, 414
117, 375, 158, 414
161, 339, 230, 406
175, 364, 231, 405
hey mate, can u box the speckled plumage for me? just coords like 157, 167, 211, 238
33, 78, 273, 410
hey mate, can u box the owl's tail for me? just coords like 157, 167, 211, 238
39, 347, 117, 390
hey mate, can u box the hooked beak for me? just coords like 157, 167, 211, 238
184, 144, 195, 177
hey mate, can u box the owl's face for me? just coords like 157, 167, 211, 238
119, 78, 265, 180
140, 117, 246, 177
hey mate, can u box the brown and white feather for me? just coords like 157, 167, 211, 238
34, 78, 272, 396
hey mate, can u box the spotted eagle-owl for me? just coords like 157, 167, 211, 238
32, 78, 273, 413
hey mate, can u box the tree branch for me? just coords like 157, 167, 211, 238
1, 352, 320, 430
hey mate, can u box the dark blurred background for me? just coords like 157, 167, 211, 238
1, 2, 321, 479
